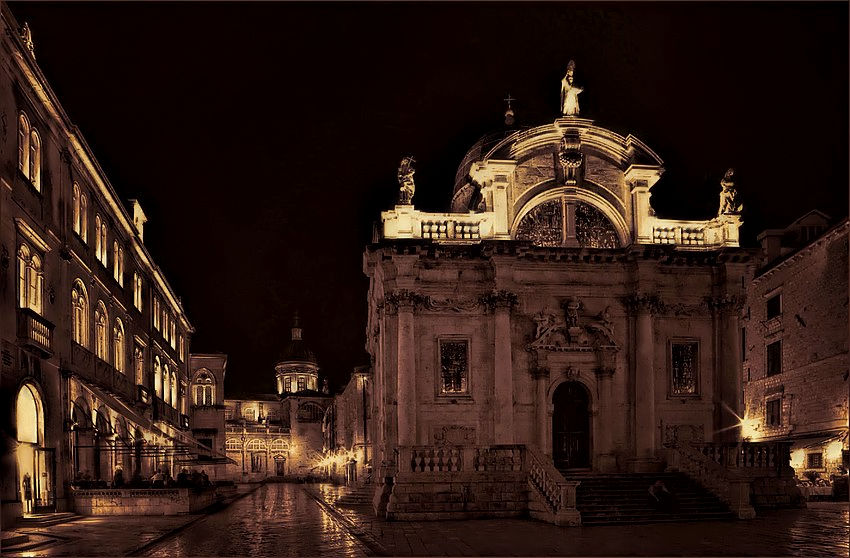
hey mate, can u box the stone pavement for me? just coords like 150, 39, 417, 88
0, 484, 261, 557
310, 484, 850, 557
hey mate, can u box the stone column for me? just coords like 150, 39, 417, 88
594, 366, 617, 472
710, 296, 743, 442
627, 294, 662, 471
387, 290, 420, 446
533, 366, 550, 452
487, 290, 517, 444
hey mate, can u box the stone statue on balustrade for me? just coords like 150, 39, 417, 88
397, 156, 416, 205
717, 168, 743, 216
560, 60, 583, 116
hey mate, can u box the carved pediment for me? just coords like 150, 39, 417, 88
527, 297, 618, 352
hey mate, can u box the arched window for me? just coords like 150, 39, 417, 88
113, 241, 123, 285
17, 243, 43, 314
169, 369, 177, 407
270, 438, 288, 453
153, 356, 162, 397
225, 438, 241, 452
71, 279, 89, 346
99, 219, 107, 264
80, 193, 88, 243
133, 273, 143, 310
297, 402, 324, 422
243, 407, 255, 421
29, 129, 41, 192
18, 113, 30, 178
193, 371, 215, 406
113, 318, 125, 373
162, 363, 170, 404
95, 215, 102, 262
94, 302, 108, 360
246, 439, 266, 452
72, 183, 81, 235
134, 346, 144, 386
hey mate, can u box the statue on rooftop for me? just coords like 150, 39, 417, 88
20, 22, 34, 56
560, 60, 583, 116
397, 156, 416, 205
717, 168, 743, 216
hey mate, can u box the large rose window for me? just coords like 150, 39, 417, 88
515, 200, 620, 248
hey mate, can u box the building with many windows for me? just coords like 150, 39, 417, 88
1, 8, 199, 526
742, 212, 849, 482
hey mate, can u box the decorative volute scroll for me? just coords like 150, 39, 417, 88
622, 293, 664, 316
380, 289, 426, 315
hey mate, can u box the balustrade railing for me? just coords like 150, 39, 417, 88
693, 441, 791, 470
421, 219, 482, 241
408, 446, 463, 472
17, 307, 54, 356
70, 343, 136, 403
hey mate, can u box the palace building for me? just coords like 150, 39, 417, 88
0, 7, 204, 526
218, 317, 331, 481
362, 66, 779, 522
742, 212, 849, 485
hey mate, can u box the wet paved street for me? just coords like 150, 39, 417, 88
4, 483, 847, 556
142, 484, 367, 557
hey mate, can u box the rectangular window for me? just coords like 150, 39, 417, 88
439, 339, 469, 395
153, 297, 160, 330
767, 340, 782, 376
179, 335, 185, 361
807, 453, 823, 469
284, 377, 292, 392
225, 407, 233, 420
297, 376, 306, 391
243, 408, 255, 421
766, 294, 781, 320
670, 340, 699, 396
766, 398, 781, 426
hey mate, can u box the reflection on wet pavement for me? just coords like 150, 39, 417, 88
143, 484, 366, 557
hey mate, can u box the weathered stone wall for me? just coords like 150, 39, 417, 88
72, 488, 217, 515
386, 472, 528, 520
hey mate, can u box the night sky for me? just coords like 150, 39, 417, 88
9, 2, 847, 396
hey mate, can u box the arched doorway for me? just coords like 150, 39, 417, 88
552, 381, 591, 470
16, 383, 54, 513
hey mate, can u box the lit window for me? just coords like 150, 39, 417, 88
767, 340, 782, 376
193, 371, 215, 406
225, 438, 241, 452
95, 215, 108, 265
170, 369, 177, 407
133, 273, 143, 310
29, 129, 41, 192
246, 439, 265, 452
170, 320, 176, 349
17, 243, 43, 314
94, 302, 108, 360
113, 319, 125, 373
99, 220, 107, 265
113, 242, 124, 286
179, 335, 185, 361
154, 356, 162, 397
807, 453, 823, 469
766, 294, 781, 320
134, 346, 144, 386
284, 377, 292, 393
80, 194, 88, 243
270, 439, 288, 452
72, 183, 81, 236
71, 279, 88, 347
297, 376, 306, 392
18, 112, 30, 178
766, 398, 781, 426
439, 339, 469, 395
225, 407, 234, 420
243, 408, 255, 421
153, 297, 160, 330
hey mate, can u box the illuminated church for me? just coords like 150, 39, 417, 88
362, 63, 782, 523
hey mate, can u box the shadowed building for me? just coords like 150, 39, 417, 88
742, 212, 849, 486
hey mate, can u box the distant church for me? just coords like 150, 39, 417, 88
364, 64, 754, 518
191, 316, 331, 481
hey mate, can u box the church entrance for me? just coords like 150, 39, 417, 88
275, 457, 285, 476
552, 381, 591, 470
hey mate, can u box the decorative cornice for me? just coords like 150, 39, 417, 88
705, 294, 745, 314
381, 289, 426, 315
481, 289, 518, 312
423, 296, 481, 313
622, 293, 664, 315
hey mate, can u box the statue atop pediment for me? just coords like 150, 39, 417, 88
397, 156, 416, 205
718, 168, 743, 216
560, 60, 583, 116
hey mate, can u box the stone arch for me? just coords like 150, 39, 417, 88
511, 187, 630, 247
550, 380, 593, 469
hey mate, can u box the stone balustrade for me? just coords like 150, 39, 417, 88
388, 444, 579, 525
17, 307, 54, 357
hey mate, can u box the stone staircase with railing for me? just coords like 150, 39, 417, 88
560, 471, 734, 525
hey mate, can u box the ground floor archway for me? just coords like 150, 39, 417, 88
16, 383, 54, 513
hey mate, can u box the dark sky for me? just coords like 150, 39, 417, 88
9, 2, 848, 396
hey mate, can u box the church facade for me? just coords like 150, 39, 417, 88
365, 84, 755, 518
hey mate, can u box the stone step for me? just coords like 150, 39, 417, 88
1, 534, 30, 547
18, 512, 82, 527
581, 512, 735, 526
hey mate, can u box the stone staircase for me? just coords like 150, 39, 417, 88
334, 485, 374, 507
559, 471, 735, 526
17, 512, 82, 527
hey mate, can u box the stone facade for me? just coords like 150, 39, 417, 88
323, 366, 373, 484
743, 212, 849, 479
0, 6, 196, 527
366, 110, 753, 519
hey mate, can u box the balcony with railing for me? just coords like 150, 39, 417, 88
17, 307, 54, 357
153, 396, 180, 428
70, 343, 136, 403
225, 423, 290, 435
